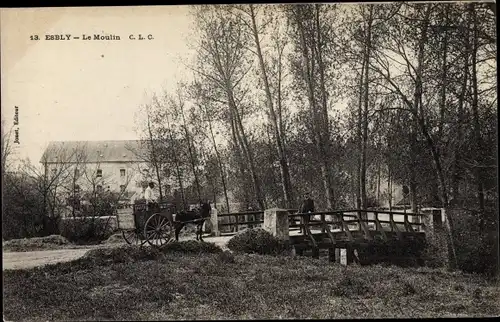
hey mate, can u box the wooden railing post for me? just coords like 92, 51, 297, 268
248, 212, 253, 229
404, 213, 415, 233
357, 210, 372, 240
357, 209, 363, 232
389, 212, 402, 240
323, 221, 336, 246
374, 211, 387, 241
340, 212, 353, 241
300, 215, 306, 236
321, 213, 326, 233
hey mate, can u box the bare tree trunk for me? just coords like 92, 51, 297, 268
249, 5, 293, 208
202, 104, 231, 213
227, 88, 266, 210
314, 4, 335, 209
360, 5, 373, 211
377, 162, 381, 203
179, 99, 202, 201
438, 5, 449, 141
228, 108, 248, 213
43, 162, 49, 220
164, 112, 186, 208
71, 168, 78, 218
275, 46, 294, 207
356, 58, 365, 209
414, 4, 457, 268
294, 7, 334, 210
470, 3, 486, 215
146, 111, 163, 201
408, 4, 435, 214
388, 164, 392, 211
452, 17, 470, 203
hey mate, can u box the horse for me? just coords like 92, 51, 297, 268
173, 201, 212, 242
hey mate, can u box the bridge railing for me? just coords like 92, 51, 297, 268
211, 207, 429, 238
217, 209, 299, 234
288, 209, 427, 240
217, 210, 264, 234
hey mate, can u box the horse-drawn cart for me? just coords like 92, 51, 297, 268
121, 200, 176, 248
120, 199, 212, 248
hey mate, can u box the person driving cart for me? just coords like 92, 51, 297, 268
144, 181, 157, 211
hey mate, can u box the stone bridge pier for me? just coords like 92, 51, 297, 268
263, 208, 290, 241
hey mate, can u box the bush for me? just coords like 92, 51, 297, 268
421, 232, 449, 268
2, 235, 70, 252
227, 228, 292, 255
83, 245, 164, 265
59, 217, 117, 244
161, 240, 222, 254
450, 208, 498, 276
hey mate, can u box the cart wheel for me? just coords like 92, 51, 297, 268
144, 213, 173, 248
122, 229, 147, 246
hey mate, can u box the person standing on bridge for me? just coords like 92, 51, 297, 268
298, 192, 315, 234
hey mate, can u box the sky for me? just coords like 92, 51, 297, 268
1, 5, 196, 166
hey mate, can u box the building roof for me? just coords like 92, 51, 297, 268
40, 140, 150, 163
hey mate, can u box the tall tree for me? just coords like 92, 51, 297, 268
286, 4, 336, 209
233, 4, 295, 207
190, 5, 266, 209
169, 85, 202, 201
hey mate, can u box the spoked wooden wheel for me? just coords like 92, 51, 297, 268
144, 213, 174, 248
122, 229, 147, 246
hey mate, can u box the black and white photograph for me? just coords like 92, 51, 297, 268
1, 2, 499, 320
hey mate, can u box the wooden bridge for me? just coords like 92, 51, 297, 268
214, 208, 433, 265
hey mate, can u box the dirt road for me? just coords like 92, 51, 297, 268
2, 235, 233, 271
3, 248, 97, 270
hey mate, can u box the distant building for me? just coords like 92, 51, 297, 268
40, 140, 174, 202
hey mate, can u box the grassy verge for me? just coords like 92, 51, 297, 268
3, 244, 499, 320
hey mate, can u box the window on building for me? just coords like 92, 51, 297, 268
75, 168, 80, 177
96, 185, 103, 193
120, 168, 126, 177
120, 185, 126, 193
97, 169, 102, 177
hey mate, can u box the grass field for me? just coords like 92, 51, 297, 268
3, 243, 500, 320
